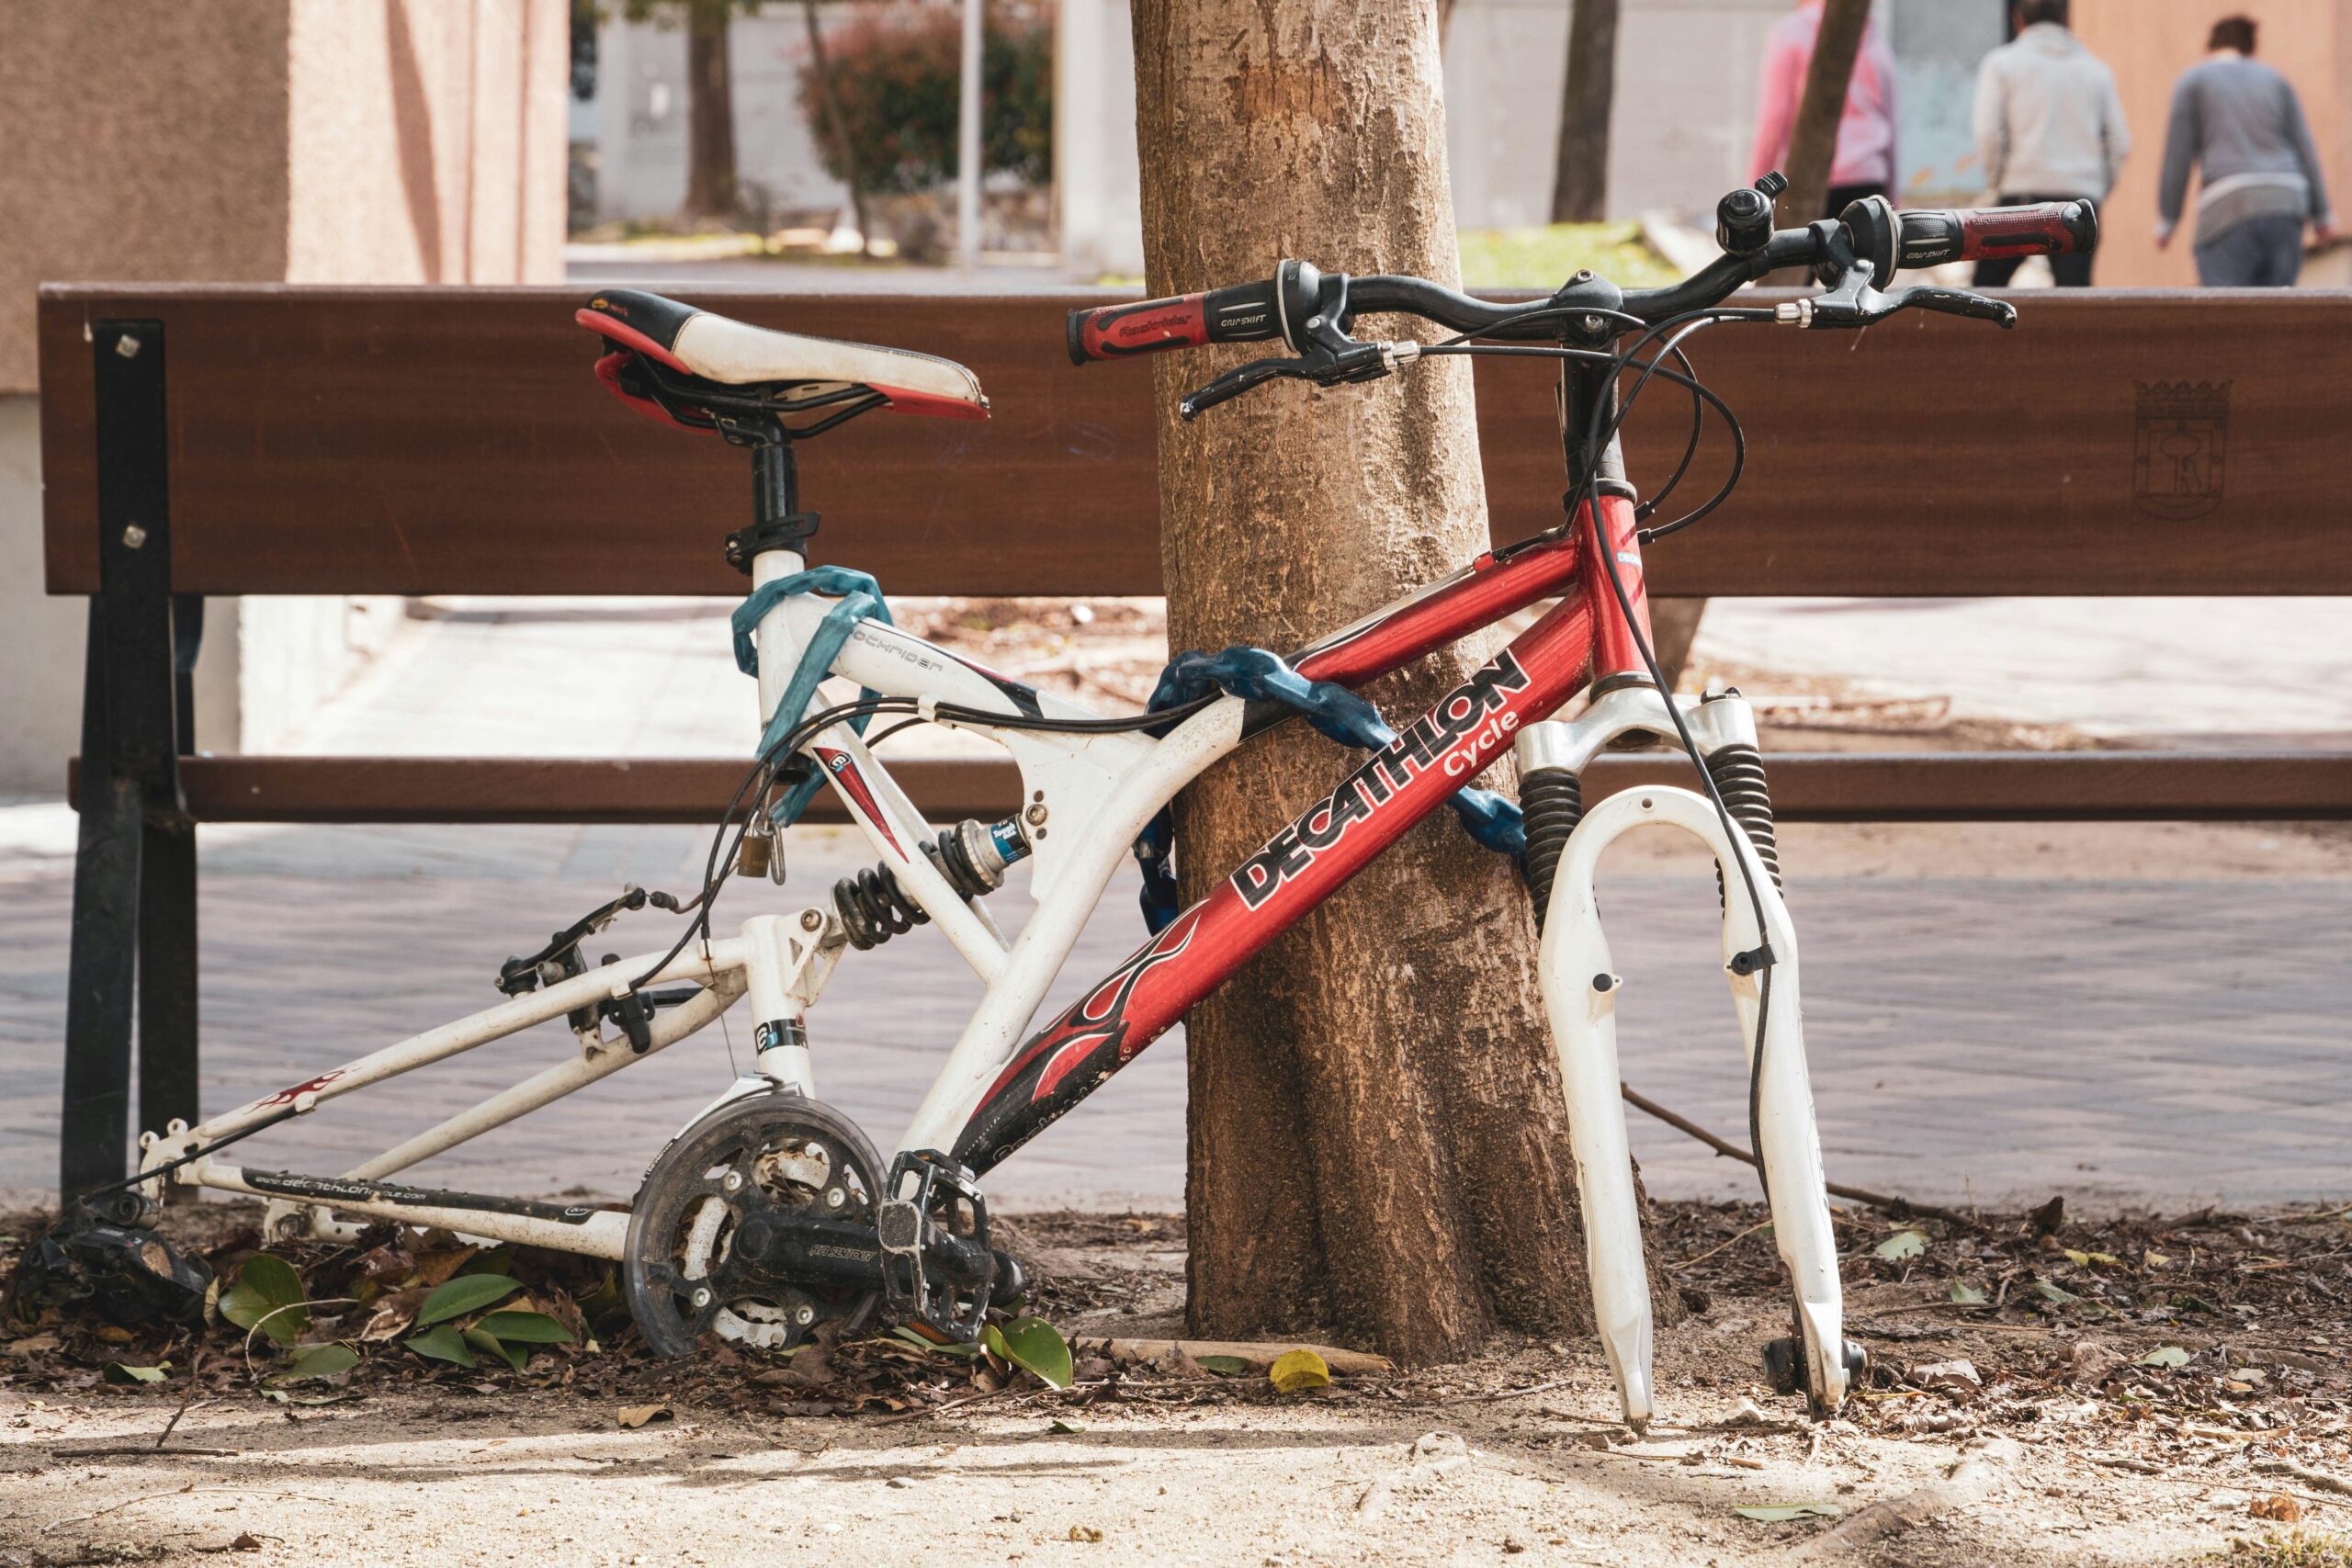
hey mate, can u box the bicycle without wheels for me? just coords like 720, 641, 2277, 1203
111, 180, 2094, 1427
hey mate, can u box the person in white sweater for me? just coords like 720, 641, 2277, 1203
1971, 0, 2130, 286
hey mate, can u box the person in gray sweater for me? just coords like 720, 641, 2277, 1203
1972, 0, 2131, 287
2156, 15, 2335, 287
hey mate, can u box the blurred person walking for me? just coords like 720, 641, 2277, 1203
2157, 15, 2334, 287
1750, 0, 1898, 216
1970, 0, 2128, 287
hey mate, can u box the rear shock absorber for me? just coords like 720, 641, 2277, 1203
1518, 767, 1586, 931
1703, 744, 1783, 892
834, 818, 1028, 950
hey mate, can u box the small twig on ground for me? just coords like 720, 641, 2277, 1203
242, 1298, 357, 1382
42, 1481, 198, 1532
1485, 1376, 1577, 1403
2257, 1458, 2352, 1497
155, 1348, 204, 1449
1620, 1084, 1976, 1228
50, 1444, 239, 1460
1670, 1219, 1776, 1271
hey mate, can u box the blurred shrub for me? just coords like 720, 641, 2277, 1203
798, 3, 1053, 195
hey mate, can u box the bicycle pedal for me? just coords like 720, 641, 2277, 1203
876, 1150, 996, 1345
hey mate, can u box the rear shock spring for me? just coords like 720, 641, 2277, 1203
832, 818, 1027, 951
1518, 766, 1585, 931
1703, 743, 1783, 892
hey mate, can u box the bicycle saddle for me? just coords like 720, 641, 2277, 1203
577, 289, 989, 426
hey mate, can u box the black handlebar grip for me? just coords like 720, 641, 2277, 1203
1896, 200, 2099, 270
1067, 277, 1287, 365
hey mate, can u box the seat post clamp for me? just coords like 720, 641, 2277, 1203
724, 512, 822, 574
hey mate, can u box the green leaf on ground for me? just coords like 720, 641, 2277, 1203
990, 1317, 1073, 1390
477, 1310, 573, 1345
1874, 1230, 1927, 1261
102, 1361, 168, 1384
464, 1325, 527, 1371
405, 1324, 478, 1369
2136, 1345, 2193, 1368
219, 1254, 308, 1344
2033, 1280, 2080, 1304
272, 1343, 358, 1383
414, 1274, 522, 1327
1948, 1280, 1987, 1305
1736, 1503, 1843, 1522
1195, 1356, 1252, 1376
899, 1325, 985, 1360
2171, 1292, 2219, 1314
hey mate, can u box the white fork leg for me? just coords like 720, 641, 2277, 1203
1537, 784, 1849, 1427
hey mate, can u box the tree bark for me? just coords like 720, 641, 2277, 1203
797, 0, 872, 254
1770, 0, 1872, 254
683, 0, 739, 220
1549, 0, 1620, 224
1131, 0, 1680, 1365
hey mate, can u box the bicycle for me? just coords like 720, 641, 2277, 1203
110, 179, 2095, 1428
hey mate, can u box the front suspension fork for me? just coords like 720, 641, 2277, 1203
1515, 693, 1857, 1427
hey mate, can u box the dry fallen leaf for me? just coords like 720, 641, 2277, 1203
617, 1403, 672, 1429
1068, 1525, 1105, 1542
2248, 1493, 2301, 1523
1270, 1348, 1331, 1394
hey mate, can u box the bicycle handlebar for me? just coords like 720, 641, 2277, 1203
1068, 186, 2098, 417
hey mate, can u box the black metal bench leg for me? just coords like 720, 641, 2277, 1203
60, 320, 180, 1202
61, 613, 143, 1199
138, 818, 198, 1137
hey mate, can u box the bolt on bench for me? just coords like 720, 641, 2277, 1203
38, 283, 2352, 1199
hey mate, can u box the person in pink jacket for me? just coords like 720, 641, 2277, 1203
1749, 0, 1901, 217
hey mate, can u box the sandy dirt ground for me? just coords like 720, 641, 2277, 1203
6, 1206, 2351, 1568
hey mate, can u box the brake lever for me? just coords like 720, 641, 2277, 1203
1880, 285, 2017, 329
1779, 261, 2017, 332
1177, 356, 1313, 421
1178, 341, 1416, 422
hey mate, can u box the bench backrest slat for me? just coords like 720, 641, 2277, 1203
39, 286, 2352, 598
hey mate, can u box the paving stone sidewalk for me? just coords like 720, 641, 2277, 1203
3, 819, 2345, 1213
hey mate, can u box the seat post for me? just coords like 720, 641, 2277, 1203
752, 437, 798, 530
725, 428, 820, 573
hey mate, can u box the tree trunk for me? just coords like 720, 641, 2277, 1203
798, 0, 872, 254
1131, 0, 1681, 1365
1768, 0, 1872, 282
1549, 0, 1620, 224
683, 0, 739, 221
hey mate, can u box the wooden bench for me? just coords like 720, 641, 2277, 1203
38, 283, 2352, 1197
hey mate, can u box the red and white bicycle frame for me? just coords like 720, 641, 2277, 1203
138, 489, 1848, 1425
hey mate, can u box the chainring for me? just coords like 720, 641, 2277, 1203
623, 1090, 886, 1359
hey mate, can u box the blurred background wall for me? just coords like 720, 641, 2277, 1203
0, 0, 568, 795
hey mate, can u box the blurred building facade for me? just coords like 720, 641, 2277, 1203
0, 0, 569, 795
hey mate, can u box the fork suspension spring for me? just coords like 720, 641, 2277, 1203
1518, 767, 1585, 931
1703, 744, 1783, 891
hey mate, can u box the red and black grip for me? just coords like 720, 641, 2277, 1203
1897, 200, 2099, 270
1067, 276, 1287, 365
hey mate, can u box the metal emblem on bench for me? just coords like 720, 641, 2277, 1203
2133, 380, 2229, 521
